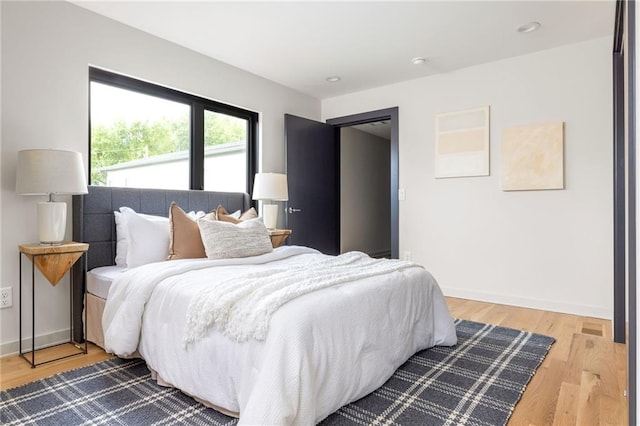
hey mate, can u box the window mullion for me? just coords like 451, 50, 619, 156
247, 118, 257, 197
190, 104, 205, 190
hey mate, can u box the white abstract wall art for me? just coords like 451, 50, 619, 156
434, 106, 490, 178
501, 121, 564, 191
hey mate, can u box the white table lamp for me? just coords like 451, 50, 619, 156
16, 149, 88, 245
252, 173, 288, 229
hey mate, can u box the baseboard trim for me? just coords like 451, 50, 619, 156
441, 287, 612, 320
0, 329, 71, 358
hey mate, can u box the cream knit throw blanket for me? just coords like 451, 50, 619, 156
184, 251, 417, 344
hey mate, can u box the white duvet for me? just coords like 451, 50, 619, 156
103, 246, 457, 425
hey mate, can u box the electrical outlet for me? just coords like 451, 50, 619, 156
403, 251, 412, 261
1, 287, 13, 308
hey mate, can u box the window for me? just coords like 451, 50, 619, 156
204, 110, 248, 192
89, 68, 258, 193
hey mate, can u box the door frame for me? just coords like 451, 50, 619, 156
613, 0, 636, 422
327, 107, 399, 259
614, 0, 626, 345
625, 0, 637, 422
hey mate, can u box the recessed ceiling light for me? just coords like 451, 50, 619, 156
326, 76, 341, 83
411, 57, 428, 65
517, 21, 541, 33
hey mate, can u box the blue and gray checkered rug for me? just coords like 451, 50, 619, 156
1, 320, 554, 425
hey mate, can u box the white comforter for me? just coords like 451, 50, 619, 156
103, 246, 457, 425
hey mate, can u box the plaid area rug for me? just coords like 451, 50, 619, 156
1, 320, 554, 425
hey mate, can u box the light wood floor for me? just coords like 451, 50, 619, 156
448, 297, 628, 426
0, 297, 628, 425
0, 342, 113, 391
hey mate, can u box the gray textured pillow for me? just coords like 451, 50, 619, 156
197, 217, 273, 259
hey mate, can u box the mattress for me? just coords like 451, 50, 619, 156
87, 265, 125, 299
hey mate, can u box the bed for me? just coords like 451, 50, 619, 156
72, 186, 457, 425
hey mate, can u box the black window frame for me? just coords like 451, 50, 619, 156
89, 67, 258, 194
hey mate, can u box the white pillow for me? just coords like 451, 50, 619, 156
114, 211, 127, 266
119, 207, 170, 268
114, 209, 169, 267
197, 217, 272, 259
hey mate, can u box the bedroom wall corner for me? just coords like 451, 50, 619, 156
0, 1, 320, 353
321, 36, 614, 319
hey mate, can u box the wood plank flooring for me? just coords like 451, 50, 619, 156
0, 297, 628, 425
0, 342, 113, 391
446, 297, 628, 426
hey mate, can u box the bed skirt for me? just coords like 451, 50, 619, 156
85, 293, 106, 349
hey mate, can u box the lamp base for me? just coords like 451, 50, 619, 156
37, 201, 66, 245
262, 204, 278, 229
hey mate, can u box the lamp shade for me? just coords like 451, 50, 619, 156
252, 173, 288, 201
16, 149, 88, 195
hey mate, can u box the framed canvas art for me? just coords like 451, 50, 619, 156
502, 122, 564, 191
434, 106, 490, 178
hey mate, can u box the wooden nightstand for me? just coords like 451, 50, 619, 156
18, 241, 89, 368
269, 229, 292, 248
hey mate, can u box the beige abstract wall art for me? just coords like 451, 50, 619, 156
501, 122, 564, 191
435, 106, 490, 178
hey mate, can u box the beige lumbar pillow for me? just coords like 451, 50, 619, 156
167, 202, 207, 260
197, 217, 272, 259
215, 205, 258, 224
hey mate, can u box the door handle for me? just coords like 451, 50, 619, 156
288, 207, 302, 214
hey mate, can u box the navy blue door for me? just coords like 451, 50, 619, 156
285, 114, 339, 255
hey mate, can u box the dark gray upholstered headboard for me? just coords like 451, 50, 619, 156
70, 185, 251, 341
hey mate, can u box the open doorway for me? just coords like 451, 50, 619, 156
328, 107, 399, 258
339, 122, 391, 258
284, 107, 398, 257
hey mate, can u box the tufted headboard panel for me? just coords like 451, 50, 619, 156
70, 185, 252, 341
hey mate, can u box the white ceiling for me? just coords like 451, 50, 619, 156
73, 1, 615, 100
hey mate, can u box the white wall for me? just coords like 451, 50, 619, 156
340, 127, 390, 256
323, 37, 613, 318
0, 1, 3, 314
0, 1, 319, 353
